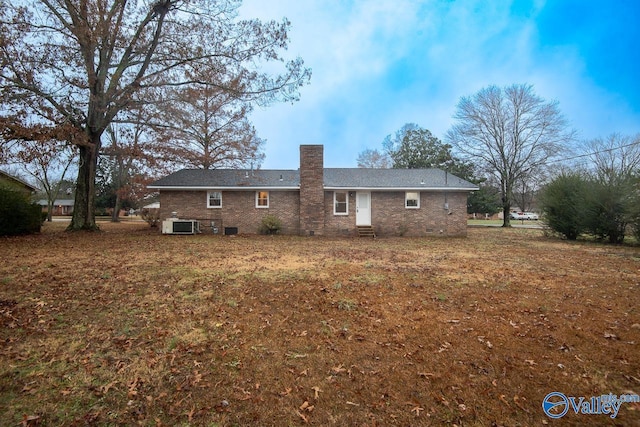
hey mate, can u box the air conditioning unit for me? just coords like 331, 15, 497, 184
162, 219, 200, 235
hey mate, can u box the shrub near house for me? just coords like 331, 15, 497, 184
0, 187, 42, 236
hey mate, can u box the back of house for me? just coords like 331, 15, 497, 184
148, 145, 478, 237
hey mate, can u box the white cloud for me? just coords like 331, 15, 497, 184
239, 0, 640, 169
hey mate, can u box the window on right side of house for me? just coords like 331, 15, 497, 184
207, 191, 222, 208
405, 192, 420, 208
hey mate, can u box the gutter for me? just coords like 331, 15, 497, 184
148, 185, 479, 191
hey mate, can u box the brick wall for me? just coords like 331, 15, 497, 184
322, 190, 468, 237
323, 191, 357, 236
159, 190, 300, 234
299, 145, 325, 235
160, 188, 468, 236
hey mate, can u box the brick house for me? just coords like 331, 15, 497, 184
37, 199, 74, 216
148, 145, 478, 237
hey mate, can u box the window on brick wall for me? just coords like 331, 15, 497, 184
207, 191, 222, 208
405, 192, 420, 208
334, 191, 348, 215
256, 191, 269, 208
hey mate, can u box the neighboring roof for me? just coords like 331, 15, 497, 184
143, 202, 160, 209
37, 199, 74, 206
149, 168, 478, 191
0, 170, 39, 192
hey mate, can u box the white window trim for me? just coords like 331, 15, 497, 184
333, 191, 349, 215
207, 190, 222, 208
256, 191, 269, 208
405, 191, 420, 209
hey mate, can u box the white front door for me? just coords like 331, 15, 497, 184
356, 192, 371, 226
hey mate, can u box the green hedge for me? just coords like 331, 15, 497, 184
0, 187, 42, 236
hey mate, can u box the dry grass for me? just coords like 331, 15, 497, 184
1, 221, 639, 426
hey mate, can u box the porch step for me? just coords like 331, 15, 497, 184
357, 226, 376, 238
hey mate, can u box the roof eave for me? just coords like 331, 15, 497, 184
147, 185, 300, 191
148, 184, 479, 191
324, 186, 479, 191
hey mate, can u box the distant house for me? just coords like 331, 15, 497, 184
148, 145, 478, 237
38, 199, 74, 216
0, 170, 38, 197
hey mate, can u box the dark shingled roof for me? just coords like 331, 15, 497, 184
149, 169, 300, 188
324, 168, 476, 189
148, 168, 478, 190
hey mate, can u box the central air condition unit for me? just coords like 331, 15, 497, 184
162, 219, 200, 235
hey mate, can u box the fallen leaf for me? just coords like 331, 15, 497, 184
101, 380, 118, 395
299, 401, 314, 412
312, 386, 322, 400
411, 406, 424, 416
279, 387, 292, 396
514, 395, 529, 413
296, 410, 309, 423
331, 364, 346, 374
438, 342, 451, 353
21, 414, 40, 426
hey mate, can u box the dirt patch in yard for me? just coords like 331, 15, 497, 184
1, 222, 639, 426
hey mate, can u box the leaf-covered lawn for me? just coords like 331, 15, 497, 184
1, 222, 639, 426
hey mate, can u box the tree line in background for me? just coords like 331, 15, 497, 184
358, 84, 639, 242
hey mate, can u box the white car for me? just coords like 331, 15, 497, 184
510, 211, 539, 220
509, 211, 526, 220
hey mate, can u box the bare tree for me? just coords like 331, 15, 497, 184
356, 148, 391, 168
149, 81, 265, 170
446, 84, 575, 226
0, 0, 311, 230
584, 133, 640, 184
582, 133, 640, 243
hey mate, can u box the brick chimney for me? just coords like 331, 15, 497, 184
299, 145, 325, 236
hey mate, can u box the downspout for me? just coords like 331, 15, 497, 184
444, 171, 450, 234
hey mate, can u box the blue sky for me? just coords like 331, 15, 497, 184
239, 0, 640, 169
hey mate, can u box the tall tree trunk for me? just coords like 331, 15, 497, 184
68, 141, 100, 231
502, 201, 511, 227
46, 200, 53, 222
111, 192, 121, 222
501, 179, 512, 228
